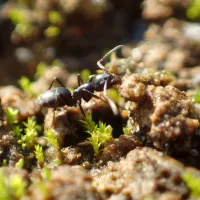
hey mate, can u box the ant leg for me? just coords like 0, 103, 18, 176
97, 45, 124, 71
103, 80, 118, 115
52, 107, 56, 127
48, 77, 66, 90
52, 91, 67, 127
77, 101, 92, 127
82, 89, 107, 103
77, 74, 84, 86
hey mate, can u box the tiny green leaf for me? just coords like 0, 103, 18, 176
35, 145, 44, 165
45, 129, 60, 150
45, 26, 60, 37
187, 0, 200, 20
10, 174, 27, 198
15, 158, 24, 168
35, 62, 48, 79
194, 90, 200, 103
41, 167, 51, 181
18, 76, 38, 97
48, 11, 62, 25
80, 69, 91, 82
9, 9, 26, 25
13, 126, 22, 138
183, 172, 200, 197
5, 107, 18, 125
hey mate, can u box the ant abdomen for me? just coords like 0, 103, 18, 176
35, 87, 74, 108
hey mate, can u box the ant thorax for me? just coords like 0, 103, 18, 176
73, 83, 94, 102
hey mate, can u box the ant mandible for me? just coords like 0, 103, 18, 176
35, 45, 123, 124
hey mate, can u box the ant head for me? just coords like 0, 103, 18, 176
108, 73, 122, 87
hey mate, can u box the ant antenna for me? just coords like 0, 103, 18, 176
103, 79, 118, 115
97, 45, 124, 72
48, 77, 66, 90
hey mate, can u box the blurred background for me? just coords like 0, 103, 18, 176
0, 0, 199, 85
0, 0, 143, 85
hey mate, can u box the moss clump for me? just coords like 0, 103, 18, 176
194, 90, 200, 103
187, 0, 200, 20
81, 113, 113, 155
183, 172, 200, 198
0, 169, 27, 199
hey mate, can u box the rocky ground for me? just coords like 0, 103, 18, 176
0, 0, 200, 199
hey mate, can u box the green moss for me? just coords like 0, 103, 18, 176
0, 169, 27, 199
80, 113, 113, 155
48, 11, 63, 25
108, 88, 120, 103
45, 129, 60, 150
187, 0, 200, 20
18, 117, 38, 149
18, 76, 38, 97
194, 90, 200, 103
15, 158, 24, 169
35, 145, 44, 166
0, 169, 11, 200
183, 172, 200, 197
5, 107, 18, 125
41, 167, 51, 181
9, 9, 26, 25
123, 127, 130, 135
35, 62, 48, 79
15, 23, 33, 37
10, 174, 27, 199
2, 159, 7, 166
12, 125, 22, 138
80, 69, 91, 82
45, 26, 60, 37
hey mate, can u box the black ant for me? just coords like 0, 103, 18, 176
35, 45, 123, 124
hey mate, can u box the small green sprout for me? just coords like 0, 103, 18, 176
183, 172, 200, 198
35, 145, 44, 166
0, 169, 11, 200
5, 107, 18, 125
9, 8, 33, 37
15, 23, 33, 37
80, 113, 113, 155
45, 26, 60, 37
187, 0, 200, 20
34, 168, 51, 198
41, 167, 51, 181
45, 129, 60, 150
80, 69, 91, 82
10, 174, 27, 199
9, 9, 26, 25
51, 59, 64, 68
18, 76, 38, 97
3, 159, 7, 166
194, 90, 200, 103
18, 117, 38, 149
12, 125, 22, 138
15, 158, 24, 168
108, 88, 120, 103
0, 169, 27, 199
35, 62, 48, 79
36, 181, 49, 198
48, 11, 63, 25
123, 127, 130, 135
54, 158, 62, 165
